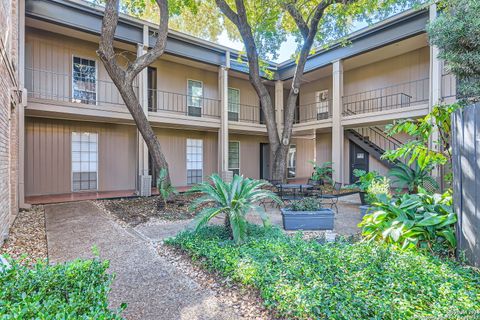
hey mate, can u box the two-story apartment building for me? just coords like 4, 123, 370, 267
12, 0, 456, 208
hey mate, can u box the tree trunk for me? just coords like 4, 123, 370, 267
97, 0, 171, 183
271, 144, 288, 181
224, 214, 232, 238
214, 0, 329, 183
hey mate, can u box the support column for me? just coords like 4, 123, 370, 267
429, 4, 442, 181
332, 60, 344, 183
218, 51, 231, 182
18, 0, 29, 208
275, 80, 284, 137
137, 26, 151, 196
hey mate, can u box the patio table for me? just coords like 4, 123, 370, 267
277, 184, 313, 200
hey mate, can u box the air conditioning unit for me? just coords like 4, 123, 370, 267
221, 171, 233, 183
138, 174, 152, 197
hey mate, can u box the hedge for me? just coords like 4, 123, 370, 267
0, 257, 123, 319
166, 225, 480, 319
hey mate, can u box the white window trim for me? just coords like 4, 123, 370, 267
71, 131, 99, 192
187, 79, 204, 108
186, 138, 204, 185
228, 140, 241, 174
228, 87, 241, 114
72, 55, 98, 106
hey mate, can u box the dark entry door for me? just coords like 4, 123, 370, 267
260, 143, 271, 180
349, 142, 369, 183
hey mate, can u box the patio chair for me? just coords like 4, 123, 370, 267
319, 182, 342, 212
305, 179, 323, 198
260, 179, 283, 209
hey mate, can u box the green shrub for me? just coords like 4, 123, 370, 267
288, 197, 323, 211
0, 256, 123, 319
308, 160, 334, 185
359, 190, 457, 252
166, 224, 480, 320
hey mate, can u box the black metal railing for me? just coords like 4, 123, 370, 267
148, 89, 220, 118
227, 102, 264, 124
343, 78, 429, 115
350, 126, 403, 154
25, 68, 137, 107
297, 100, 332, 123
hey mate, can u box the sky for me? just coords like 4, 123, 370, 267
216, 21, 370, 63
217, 32, 298, 62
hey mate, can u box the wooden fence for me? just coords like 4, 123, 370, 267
452, 103, 480, 267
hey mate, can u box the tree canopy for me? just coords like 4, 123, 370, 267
428, 0, 480, 100
95, 0, 424, 61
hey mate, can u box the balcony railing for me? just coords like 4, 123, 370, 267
148, 89, 220, 118
350, 126, 403, 154
343, 78, 429, 115
25, 68, 136, 108
297, 100, 332, 123
227, 102, 264, 124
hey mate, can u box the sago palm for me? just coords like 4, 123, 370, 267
189, 174, 281, 244
389, 162, 438, 194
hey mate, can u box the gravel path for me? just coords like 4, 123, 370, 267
44, 201, 244, 320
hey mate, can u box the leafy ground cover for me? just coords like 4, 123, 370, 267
166, 225, 480, 320
0, 257, 123, 319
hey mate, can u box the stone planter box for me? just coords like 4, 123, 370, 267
281, 208, 334, 230
360, 205, 371, 218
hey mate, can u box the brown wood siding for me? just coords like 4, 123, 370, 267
293, 138, 315, 179
344, 47, 429, 95
154, 128, 218, 186
229, 134, 269, 179
25, 117, 136, 196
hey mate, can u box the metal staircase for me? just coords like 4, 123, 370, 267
346, 126, 403, 169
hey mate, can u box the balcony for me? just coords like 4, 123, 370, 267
227, 102, 264, 124
297, 100, 332, 123
342, 78, 429, 116
25, 68, 136, 109
148, 89, 220, 119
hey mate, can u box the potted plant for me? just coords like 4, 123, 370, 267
281, 197, 334, 230
309, 160, 334, 186
344, 169, 382, 206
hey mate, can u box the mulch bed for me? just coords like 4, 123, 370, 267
95, 193, 204, 227
1, 206, 48, 263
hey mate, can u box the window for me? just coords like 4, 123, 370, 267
147, 67, 157, 111
228, 141, 240, 176
187, 80, 203, 117
186, 139, 203, 185
315, 90, 329, 120
72, 57, 96, 104
72, 132, 98, 191
287, 144, 296, 178
228, 87, 240, 121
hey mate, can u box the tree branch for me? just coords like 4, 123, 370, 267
216, 0, 280, 148
215, 0, 240, 25
126, 0, 169, 80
